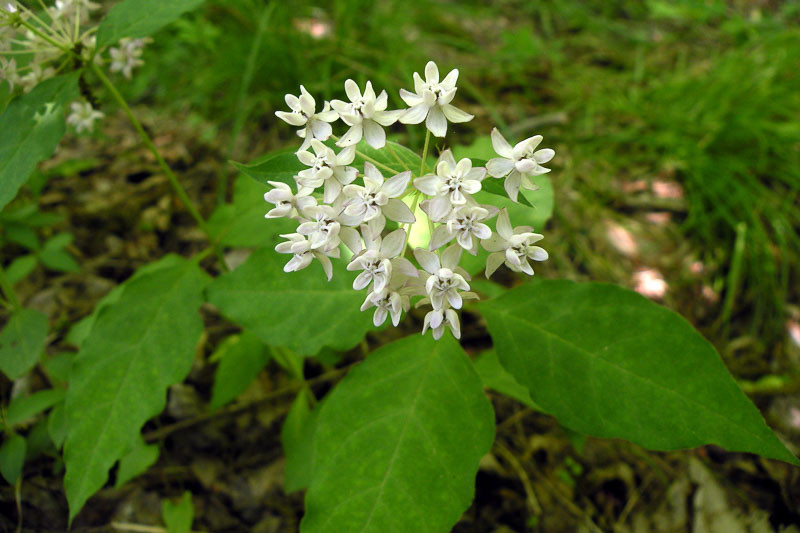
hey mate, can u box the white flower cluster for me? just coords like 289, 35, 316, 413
1, 1, 152, 133
268, 61, 553, 340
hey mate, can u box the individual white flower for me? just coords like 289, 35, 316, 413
487, 127, 555, 202
263, 181, 317, 219
275, 85, 338, 152
399, 60, 474, 137
347, 221, 417, 292
482, 208, 548, 277
343, 162, 415, 226
0, 57, 19, 92
422, 307, 461, 340
330, 79, 402, 149
296, 205, 342, 252
275, 233, 339, 281
296, 140, 357, 203
66, 101, 103, 133
415, 149, 486, 222
360, 273, 412, 327
3, 2, 17, 13
414, 245, 471, 310
430, 205, 493, 254
109, 37, 151, 80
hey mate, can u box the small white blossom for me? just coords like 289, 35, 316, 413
359, 273, 412, 327
66, 101, 103, 133
487, 127, 554, 202
343, 162, 414, 226
296, 139, 357, 203
275, 233, 338, 281
275, 85, 338, 152
0, 57, 18, 92
415, 150, 486, 222
414, 245, 471, 310
482, 208, 548, 277
263, 181, 317, 219
296, 205, 344, 252
109, 37, 151, 80
399, 61, 473, 137
430, 205, 494, 254
347, 220, 417, 292
3, 2, 17, 13
330, 79, 402, 149
422, 307, 461, 340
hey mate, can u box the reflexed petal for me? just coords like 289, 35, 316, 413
375, 89, 387, 110
487, 157, 514, 177
363, 161, 383, 181
490, 127, 513, 158
275, 110, 305, 126
316, 253, 333, 281
323, 179, 342, 204
496, 208, 513, 240
336, 166, 358, 185
383, 171, 411, 197
440, 68, 459, 90
373, 306, 388, 326
505, 247, 521, 266
339, 226, 362, 255
382, 199, 416, 223
429, 309, 443, 329
426, 105, 447, 137
380, 229, 406, 258
344, 79, 361, 101
373, 109, 403, 127
363, 119, 386, 148
414, 248, 440, 274
353, 271, 372, 290
441, 103, 473, 123
504, 171, 522, 202
424, 60, 439, 84
391, 257, 418, 278
316, 109, 339, 122
485, 252, 505, 278
413, 174, 442, 196
446, 290, 462, 309
534, 148, 555, 164
311, 119, 332, 140
438, 149, 457, 173
425, 195, 452, 222
465, 167, 486, 181
481, 234, 507, 252
336, 123, 363, 146
399, 88, 423, 106
363, 80, 376, 102
529, 246, 549, 261
399, 103, 429, 125
429, 224, 453, 250
438, 87, 457, 106
445, 309, 461, 339
297, 150, 315, 166
413, 71, 425, 94
441, 244, 462, 270
455, 158, 472, 177
512, 135, 543, 161
518, 259, 534, 276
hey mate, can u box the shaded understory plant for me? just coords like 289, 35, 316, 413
0, 1, 797, 532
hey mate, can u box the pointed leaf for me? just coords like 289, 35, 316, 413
0, 308, 48, 380
5, 388, 65, 428
0, 434, 26, 484
209, 331, 272, 410
64, 256, 209, 522
301, 335, 495, 533
282, 388, 317, 493
115, 436, 160, 488
230, 152, 305, 188
162, 491, 194, 533
206, 248, 375, 355
97, 0, 207, 47
478, 280, 798, 465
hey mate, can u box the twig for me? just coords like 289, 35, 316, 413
494, 440, 542, 515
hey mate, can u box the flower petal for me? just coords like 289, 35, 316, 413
399, 103, 429, 125
424, 60, 439, 84
382, 171, 412, 198
399, 88, 423, 106
534, 148, 555, 164
496, 208, 513, 240
487, 157, 514, 178
336, 123, 363, 146
380, 229, 406, 258
441, 103, 473, 123
485, 252, 505, 278
414, 174, 442, 196
503, 171, 522, 203
430, 224, 453, 250
414, 248, 440, 274
425, 105, 447, 137
344, 79, 361, 102
440, 68, 459, 90
383, 199, 416, 223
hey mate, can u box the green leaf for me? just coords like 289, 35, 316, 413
5, 224, 40, 250
42, 232, 72, 250
41, 352, 74, 384
48, 402, 68, 449
5, 388, 65, 428
0, 73, 79, 212
352, 139, 422, 176
5, 255, 37, 284
162, 491, 194, 533
282, 388, 317, 493
473, 350, 542, 411
63, 255, 209, 522
230, 151, 305, 188
301, 335, 495, 533
207, 174, 295, 248
206, 247, 375, 355
96, 0, 207, 48
209, 331, 272, 410
0, 308, 48, 380
478, 280, 799, 465
115, 436, 160, 488
0, 434, 26, 484
38, 248, 80, 273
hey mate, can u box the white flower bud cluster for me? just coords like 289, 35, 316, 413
268, 61, 553, 340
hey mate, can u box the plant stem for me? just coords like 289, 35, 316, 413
17, 16, 69, 52
90, 63, 210, 238
328, 134, 398, 175
420, 129, 431, 175
0, 263, 20, 311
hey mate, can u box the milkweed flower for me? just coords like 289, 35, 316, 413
66, 101, 104, 133
415, 149, 486, 221
399, 61, 474, 137
109, 37, 151, 80
343, 162, 415, 226
275, 233, 338, 281
330, 79, 402, 149
275, 85, 338, 152
430, 205, 495, 254
263, 181, 317, 219
487, 127, 554, 202
296, 140, 357, 203
482, 209, 548, 277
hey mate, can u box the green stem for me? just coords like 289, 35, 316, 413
420, 129, 431, 175
0, 263, 20, 311
17, 16, 69, 52
329, 134, 397, 175
90, 63, 210, 238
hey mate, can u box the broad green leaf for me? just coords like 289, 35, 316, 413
24, 417, 52, 459
282, 388, 317, 493
38, 248, 80, 273
478, 280, 799, 465
301, 335, 495, 533
5, 388, 65, 428
230, 151, 305, 188
162, 491, 194, 533
5, 255, 37, 284
209, 331, 272, 410
63, 255, 209, 522
0, 308, 48, 380
0, 73, 79, 212
5, 223, 40, 250
352, 139, 422, 176
473, 350, 542, 411
41, 352, 74, 384
0, 434, 26, 484
96, 0, 207, 47
207, 174, 295, 248
115, 436, 160, 488
206, 247, 375, 355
